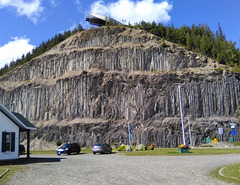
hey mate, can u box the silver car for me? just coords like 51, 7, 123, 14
92, 143, 112, 154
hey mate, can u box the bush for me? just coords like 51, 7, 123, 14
133, 147, 138, 151
235, 142, 240, 146
56, 140, 62, 146
161, 39, 168, 48
214, 67, 224, 72
145, 143, 155, 150
82, 70, 88, 74
117, 144, 126, 151
147, 145, 154, 150
136, 144, 145, 151
125, 145, 131, 151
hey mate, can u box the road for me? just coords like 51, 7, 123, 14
8, 153, 240, 185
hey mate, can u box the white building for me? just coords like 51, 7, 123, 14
0, 103, 37, 160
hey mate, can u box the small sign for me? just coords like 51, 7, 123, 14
218, 128, 224, 135
231, 130, 237, 136
204, 138, 211, 143
213, 138, 218, 143
230, 122, 236, 129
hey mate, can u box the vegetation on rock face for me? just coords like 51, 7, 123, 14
0, 24, 83, 76
1, 21, 240, 77
129, 22, 240, 67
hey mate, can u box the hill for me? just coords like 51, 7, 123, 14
0, 26, 239, 149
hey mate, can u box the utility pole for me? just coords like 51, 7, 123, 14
178, 85, 186, 145
230, 122, 236, 150
188, 117, 193, 148
128, 123, 133, 151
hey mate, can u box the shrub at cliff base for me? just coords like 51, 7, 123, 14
117, 144, 126, 151
125, 145, 131, 151
136, 144, 145, 151
117, 144, 157, 151
56, 140, 62, 146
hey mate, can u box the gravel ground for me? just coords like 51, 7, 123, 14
7, 153, 240, 185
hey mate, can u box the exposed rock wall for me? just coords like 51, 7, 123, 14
0, 27, 206, 82
1, 71, 240, 120
1, 70, 240, 148
0, 26, 239, 149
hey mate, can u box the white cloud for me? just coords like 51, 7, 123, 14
75, 0, 83, 13
49, 0, 62, 8
0, 37, 35, 68
50, 0, 57, 7
75, 0, 81, 6
0, 0, 44, 23
90, 0, 172, 24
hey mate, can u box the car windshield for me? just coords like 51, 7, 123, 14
94, 144, 103, 146
61, 144, 71, 149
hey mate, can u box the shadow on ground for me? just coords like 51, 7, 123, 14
57, 152, 88, 156
0, 157, 65, 166
92, 152, 117, 155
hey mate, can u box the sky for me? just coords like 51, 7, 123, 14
0, 0, 239, 68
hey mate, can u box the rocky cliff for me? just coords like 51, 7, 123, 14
0, 26, 239, 149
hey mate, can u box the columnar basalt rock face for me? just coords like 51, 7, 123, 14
0, 27, 205, 82
0, 27, 239, 149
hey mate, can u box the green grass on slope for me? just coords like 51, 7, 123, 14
211, 163, 240, 184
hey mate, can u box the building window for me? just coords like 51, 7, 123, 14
2, 132, 15, 152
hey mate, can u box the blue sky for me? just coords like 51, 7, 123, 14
0, 0, 239, 68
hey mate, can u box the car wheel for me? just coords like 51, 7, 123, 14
67, 150, 71, 155
93, 152, 96, 155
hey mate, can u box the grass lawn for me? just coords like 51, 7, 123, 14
29, 147, 240, 156
124, 148, 240, 156
30, 150, 56, 154
210, 163, 240, 184
0, 168, 6, 174
0, 166, 27, 185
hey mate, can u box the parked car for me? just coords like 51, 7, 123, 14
92, 143, 112, 154
19, 144, 25, 155
56, 143, 81, 155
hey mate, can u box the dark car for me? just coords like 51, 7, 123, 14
56, 143, 81, 155
19, 144, 25, 155
92, 143, 112, 154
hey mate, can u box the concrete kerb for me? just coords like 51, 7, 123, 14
0, 169, 10, 179
218, 166, 240, 181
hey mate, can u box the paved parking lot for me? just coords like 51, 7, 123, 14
8, 153, 240, 185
